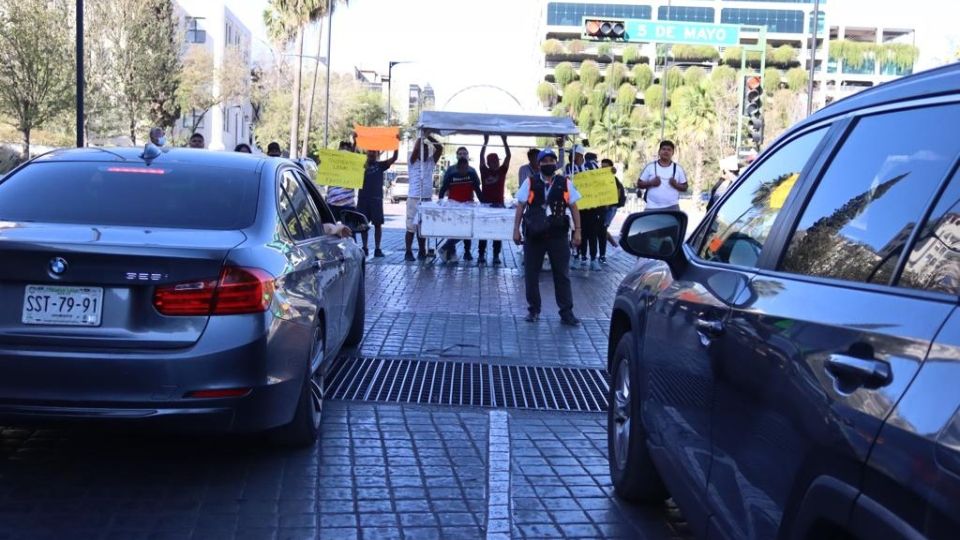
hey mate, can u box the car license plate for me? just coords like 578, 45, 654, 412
22, 285, 104, 327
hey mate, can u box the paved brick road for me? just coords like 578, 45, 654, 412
0, 212, 694, 540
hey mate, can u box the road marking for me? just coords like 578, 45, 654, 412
485, 409, 512, 539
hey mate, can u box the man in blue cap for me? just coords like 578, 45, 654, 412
512, 148, 583, 326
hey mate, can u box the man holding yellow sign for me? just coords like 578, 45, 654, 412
574, 164, 619, 270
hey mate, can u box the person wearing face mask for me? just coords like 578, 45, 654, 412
148, 127, 167, 147
438, 146, 483, 262
512, 148, 583, 326
478, 134, 511, 266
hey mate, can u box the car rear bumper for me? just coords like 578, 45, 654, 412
0, 316, 312, 433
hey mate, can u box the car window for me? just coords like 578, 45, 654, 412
898, 166, 960, 295
699, 127, 828, 267
0, 162, 259, 230
781, 104, 960, 285
296, 170, 336, 225
278, 176, 305, 241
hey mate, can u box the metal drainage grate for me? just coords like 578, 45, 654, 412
324, 357, 609, 412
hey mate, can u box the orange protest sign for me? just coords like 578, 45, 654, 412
354, 126, 400, 151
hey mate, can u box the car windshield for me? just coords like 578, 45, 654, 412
0, 162, 260, 230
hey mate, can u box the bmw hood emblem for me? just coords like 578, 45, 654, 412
49, 257, 68, 275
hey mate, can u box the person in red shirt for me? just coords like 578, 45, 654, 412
438, 146, 483, 262
478, 135, 511, 265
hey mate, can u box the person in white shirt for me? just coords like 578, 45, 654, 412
404, 135, 442, 261
637, 140, 688, 211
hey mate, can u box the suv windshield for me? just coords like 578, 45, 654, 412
0, 162, 260, 230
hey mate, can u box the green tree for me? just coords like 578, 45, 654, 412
605, 62, 628, 88
554, 62, 576, 87
785, 67, 809, 91
561, 81, 586, 116
541, 39, 564, 55
537, 81, 558, 108
100, 0, 182, 144
590, 112, 635, 165
264, 0, 330, 157
683, 66, 706, 88
644, 84, 664, 112
672, 81, 717, 199
664, 66, 684, 91
614, 83, 637, 116
176, 46, 250, 135
622, 45, 641, 64
578, 104, 598, 134
579, 60, 600, 90
764, 68, 782, 95
0, 0, 74, 157
567, 40, 586, 54
632, 64, 653, 91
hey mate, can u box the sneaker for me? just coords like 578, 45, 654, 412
374, 248, 385, 258
560, 315, 581, 327
463, 252, 474, 261
590, 260, 601, 271
417, 251, 427, 261
525, 312, 540, 323
599, 256, 607, 265
404, 251, 416, 262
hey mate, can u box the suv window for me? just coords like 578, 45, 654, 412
278, 175, 305, 241
699, 127, 828, 267
781, 104, 960, 284
898, 166, 960, 295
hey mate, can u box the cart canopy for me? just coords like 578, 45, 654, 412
416, 111, 578, 137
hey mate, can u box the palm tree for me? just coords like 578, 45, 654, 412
590, 112, 635, 165
673, 82, 717, 199
264, 0, 329, 157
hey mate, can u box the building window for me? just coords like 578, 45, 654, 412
546, 2, 652, 26
720, 8, 805, 34
185, 17, 206, 44
657, 6, 715, 23
723, 0, 824, 4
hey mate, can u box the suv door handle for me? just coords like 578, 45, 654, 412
695, 318, 724, 338
825, 354, 892, 391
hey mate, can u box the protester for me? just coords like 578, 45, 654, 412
438, 146, 483, 262
599, 158, 625, 264
518, 148, 540, 186
405, 135, 443, 261
563, 144, 587, 176
266, 142, 283, 157
513, 148, 582, 326
576, 152, 604, 270
188, 133, 205, 149
234, 143, 252, 153
637, 140, 688, 211
148, 127, 166, 147
356, 147, 399, 257
477, 135, 511, 266
326, 139, 359, 222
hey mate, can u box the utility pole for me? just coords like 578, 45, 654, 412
76, 0, 84, 148
806, 0, 821, 116
322, 6, 334, 148
659, 0, 671, 141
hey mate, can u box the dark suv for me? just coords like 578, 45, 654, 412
607, 63, 960, 540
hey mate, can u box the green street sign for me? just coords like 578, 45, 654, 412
623, 20, 741, 46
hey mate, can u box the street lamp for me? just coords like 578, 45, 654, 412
387, 60, 413, 125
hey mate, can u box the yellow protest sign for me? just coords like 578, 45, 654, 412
574, 168, 619, 210
316, 149, 366, 189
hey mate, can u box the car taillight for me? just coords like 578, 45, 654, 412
153, 267, 275, 316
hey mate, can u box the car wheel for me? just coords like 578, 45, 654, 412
271, 326, 324, 447
608, 331, 668, 503
344, 271, 365, 347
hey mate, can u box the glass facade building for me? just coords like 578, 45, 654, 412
657, 6, 715, 23
720, 8, 805, 33
546, 2, 652, 26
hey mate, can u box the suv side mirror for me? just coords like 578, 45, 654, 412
340, 210, 369, 234
619, 211, 688, 273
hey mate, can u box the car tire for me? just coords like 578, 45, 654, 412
271, 326, 324, 447
343, 271, 365, 347
608, 331, 669, 503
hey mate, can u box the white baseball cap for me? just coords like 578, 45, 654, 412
572, 145, 587, 155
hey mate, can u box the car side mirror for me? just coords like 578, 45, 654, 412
619, 211, 688, 274
339, 210, 369, 234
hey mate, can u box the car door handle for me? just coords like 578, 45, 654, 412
694, 318, 724, 338
825, 354, 892, 391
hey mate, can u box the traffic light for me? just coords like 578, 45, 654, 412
584, 18, 626, 40
744, 75, 764, 148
